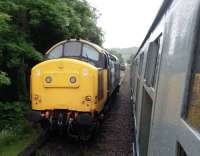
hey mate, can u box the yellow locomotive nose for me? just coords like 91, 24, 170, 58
31, 58, 99, 112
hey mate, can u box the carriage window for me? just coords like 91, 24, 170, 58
47, 45, 63, 59
177, 143, 187, 156
139, 53, 144, 76
82, 44, 99, 61
144, 36, 160, 87
186, 48, 200, 132
64, 42, 82, 57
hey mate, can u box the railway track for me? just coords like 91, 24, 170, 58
19, 70, 133, 156
18, 129, 87, 156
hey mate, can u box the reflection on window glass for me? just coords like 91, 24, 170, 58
186, 50, 200, 132
186, 74, 200, 131
144, 37, 160, 87
47, 45, 63, 59
64, 42, 82, 57
82, 44, 99, 61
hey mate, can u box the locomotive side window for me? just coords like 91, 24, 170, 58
64, 41, 82, 57
82, 44, 99, 61
82, 44, 106, 68
144, 37, 160, 87
98, 53, 107, 69
47, 45, 63, 59
185, 48, 200, 132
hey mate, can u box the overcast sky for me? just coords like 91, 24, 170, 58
87, 0, 163, 48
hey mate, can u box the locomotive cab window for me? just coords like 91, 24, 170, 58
45, 41, 106, 68
46, 44, 63, 59
82, 44, 99, 61
64, 41, 82, 57
82, 44, 106, 68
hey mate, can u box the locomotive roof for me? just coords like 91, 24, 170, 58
45, 39, 120, 62
45, 39, 105, 55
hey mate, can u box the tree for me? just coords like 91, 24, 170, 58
0, 13, 11, 87
0, 0, 104, 101
109, 49, 125, 64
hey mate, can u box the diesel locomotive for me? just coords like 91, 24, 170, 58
30, 39, 120, 139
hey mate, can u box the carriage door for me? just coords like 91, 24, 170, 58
139, 35, 161, 156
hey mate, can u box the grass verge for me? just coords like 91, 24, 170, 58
0, 120, 40, 156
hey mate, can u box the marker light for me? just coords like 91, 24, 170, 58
34, 94, 39, 100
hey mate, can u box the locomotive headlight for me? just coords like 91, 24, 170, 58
69, 76, 77, 84
45, 76, 52, 83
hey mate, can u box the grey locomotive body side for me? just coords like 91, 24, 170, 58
130, 0, 200, 156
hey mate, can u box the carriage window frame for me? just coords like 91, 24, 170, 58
177, 142, 187, 156
138, 52, 144, 76
134, 58, 139, 95
144, 34, 161, 88
184, 36, 200, 133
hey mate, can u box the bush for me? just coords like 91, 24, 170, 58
0, 129, 17, 147
0, 101, 29, 131
0, 71, 11, 87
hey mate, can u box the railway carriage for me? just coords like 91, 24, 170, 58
30, 39, 120, 139
130, 0, 200, 155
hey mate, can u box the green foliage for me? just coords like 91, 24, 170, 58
0, 0, 103, 101
0, 101, 29, 130
127, 54, 135, 64
109, 49, 125, 64
0, 1, 103, 153
110, 47, 138, 63
0, 0, 103, 153
0, 130, 16, 147
0, 12, 10, 33
0, 71, 11, 87
0, 123, 40, 156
